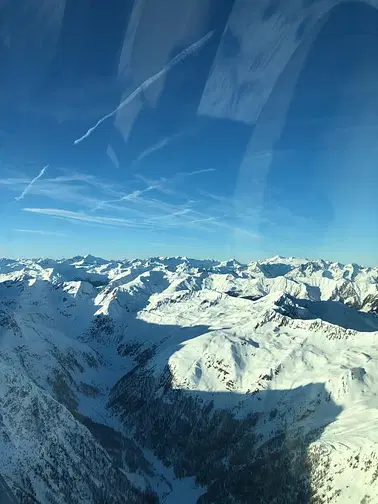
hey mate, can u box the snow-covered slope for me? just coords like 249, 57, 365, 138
1, 255, 378, 503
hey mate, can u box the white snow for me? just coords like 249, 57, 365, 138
1, 254, 378, 502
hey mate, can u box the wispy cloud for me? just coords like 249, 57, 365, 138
128, 131, 190, 170
90, 184, 161, 213
176, 168, 216, 178
22, 208, 148, 229
73, 31, 214, 145
5, 165, 260, 241
134, 169, 216, 198
13, 228, 67, 237
1, 167, 216, 215
131, 136, 175, 166
51, 171, 122, 196
92, 168, 216, 213
21, 200, 261, 239
1, 169, 124, 209
22, 206, 200, 231
14, 165, 48, 201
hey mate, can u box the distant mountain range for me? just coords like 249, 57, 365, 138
1, 254, 378, 503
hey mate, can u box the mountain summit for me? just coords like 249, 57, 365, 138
1, 255, 378, 503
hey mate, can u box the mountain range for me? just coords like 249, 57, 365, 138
1, 254, 378, 503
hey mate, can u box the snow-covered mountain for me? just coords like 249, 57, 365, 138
1, 254, 378, 503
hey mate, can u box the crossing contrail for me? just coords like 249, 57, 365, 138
73, 31, 214, 145
15, 165, 49, 201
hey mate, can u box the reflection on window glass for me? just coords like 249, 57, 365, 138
0, 2, 378, 503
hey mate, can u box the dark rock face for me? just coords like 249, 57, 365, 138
0, 369, 154, 504
362, 294, 378, 314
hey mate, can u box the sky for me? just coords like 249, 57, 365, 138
1, 1, 378, 265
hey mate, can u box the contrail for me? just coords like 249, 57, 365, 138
73, 31, 214, 145
15, 165, 49, 201
132, 136, 174, 166
129, 128, 195, 170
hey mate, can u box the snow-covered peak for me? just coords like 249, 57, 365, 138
2, 254, 378, 503
71, 254, 110, 266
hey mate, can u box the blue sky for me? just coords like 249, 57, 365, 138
1, 1, 378, 265
0, 161, 262, 261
